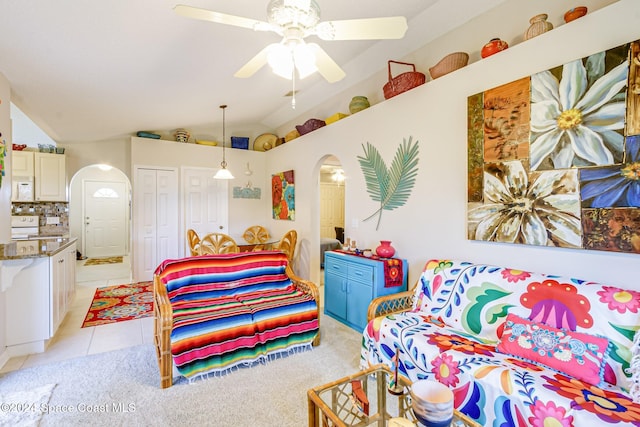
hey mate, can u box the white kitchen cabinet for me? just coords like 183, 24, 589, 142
50, 241, 76, 336
5, 257, 50, 348
133, 167, 179, 282
2, 240, 77, 356
12, 150, 34, 177
35, 152, 66, 201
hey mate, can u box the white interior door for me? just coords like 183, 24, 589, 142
83, 180, 127, 257
182, 167, 229, 256
133, 167, 179, 282
320, 183, 345, 239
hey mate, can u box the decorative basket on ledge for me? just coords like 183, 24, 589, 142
296, 118, 326, 136
383, 60, 426, 100
429, 52, 469, 79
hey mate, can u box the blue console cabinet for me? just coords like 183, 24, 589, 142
324, 251, 408, 332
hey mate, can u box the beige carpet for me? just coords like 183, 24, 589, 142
0, 383, 56, 426
84, 256, 123, 266
0, 315, 363, 426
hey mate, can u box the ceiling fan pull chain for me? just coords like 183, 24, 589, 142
291, 67, 297, 109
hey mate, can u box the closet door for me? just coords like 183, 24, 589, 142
182, 167, 229, 257
156, 169, 179, 265
133, 167, 178, 282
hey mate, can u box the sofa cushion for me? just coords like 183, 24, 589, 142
240, 285, 319, 349
410, 259, 640, 390
169, 285, 319, 379
156, 251, 292, 303
361, 311, 640, 426
496, 313, 610, 386
170, 297, 259, 378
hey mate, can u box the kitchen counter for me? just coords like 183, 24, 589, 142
0, 237, 77, 260
1, 238, 77, 356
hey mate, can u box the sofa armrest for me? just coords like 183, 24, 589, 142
154, 275, 174, 389
286, 265, 321, 346
367, 290, 415, 323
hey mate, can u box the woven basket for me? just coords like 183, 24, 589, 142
383, 60, 426, 100
296, 118, 326, 136
429, 52, 469, 79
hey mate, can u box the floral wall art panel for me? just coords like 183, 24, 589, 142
272, 170, 295, 220
468, 40, 640, 254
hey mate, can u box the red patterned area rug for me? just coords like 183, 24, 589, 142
81, 282, 154, 328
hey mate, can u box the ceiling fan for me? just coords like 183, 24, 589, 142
174, 0, 408, 83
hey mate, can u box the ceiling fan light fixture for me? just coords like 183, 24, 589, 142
293, 43, 317, 78
267, 0, 320, 30
176, 1, 405, 83
267, 43, 294, 78
267, 41, 316, 79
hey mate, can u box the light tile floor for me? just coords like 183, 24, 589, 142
1, 255, 155, 374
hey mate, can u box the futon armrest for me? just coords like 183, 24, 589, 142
154, 275, 174, 389
286, 265, 321, 346
367, 290, 415, 323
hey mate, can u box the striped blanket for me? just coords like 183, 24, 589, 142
155, 251, 319, 380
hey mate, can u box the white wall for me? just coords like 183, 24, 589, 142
265, 0, 640, 288
64, 138, 131, 181
0, 71, 11, 359
130, 137, 271, 238
275, 0, 619, 136
0, 72, 10, 244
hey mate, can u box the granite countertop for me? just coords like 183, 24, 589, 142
0, 238, 77, 260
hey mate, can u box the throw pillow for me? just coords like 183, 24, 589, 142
628, 328, 640, 401
496, 313, 610, 386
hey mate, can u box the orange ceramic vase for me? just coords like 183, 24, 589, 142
481, 38, 509, 58
564, 6, 587, 23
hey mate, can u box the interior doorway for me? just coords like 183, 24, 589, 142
69, 165, 131, 262
318, 155, 345, 280
319, 155, 345, 242
83, 180, 127, 257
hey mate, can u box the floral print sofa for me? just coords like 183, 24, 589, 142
361, 259, 640, 426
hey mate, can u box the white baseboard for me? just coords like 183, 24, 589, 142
6, 341, 46, 358
0, 348, 9, 370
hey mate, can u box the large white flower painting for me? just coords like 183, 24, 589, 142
468, 41, 640, 254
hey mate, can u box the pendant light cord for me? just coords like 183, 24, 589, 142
220, 104, 227, 167
291, 54, 296, 109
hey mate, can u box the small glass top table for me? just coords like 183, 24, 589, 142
229, 236, 280, 252
307, 364, 480, 427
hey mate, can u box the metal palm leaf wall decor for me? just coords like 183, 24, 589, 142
358, 136, 419, 230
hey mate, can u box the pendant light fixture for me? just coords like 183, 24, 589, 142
214, 104, 235, 180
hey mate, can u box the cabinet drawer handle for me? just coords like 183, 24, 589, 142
341, 280, 347, 293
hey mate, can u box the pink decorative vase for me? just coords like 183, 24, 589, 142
376, 240, 396, 258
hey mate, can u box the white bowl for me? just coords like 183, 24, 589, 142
410, 380, 454, 426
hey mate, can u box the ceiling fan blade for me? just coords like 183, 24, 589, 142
315, 16, 408, 41
307, 44, 345, 83
174, 4, 272, 31
234, 45, 272, 78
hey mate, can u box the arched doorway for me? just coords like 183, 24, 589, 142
317, 155, 345, 296
69, 164, 131, 262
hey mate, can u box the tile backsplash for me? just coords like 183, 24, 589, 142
11, 202, 70, 235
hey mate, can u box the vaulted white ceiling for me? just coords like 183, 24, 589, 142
0, 0, 507, 144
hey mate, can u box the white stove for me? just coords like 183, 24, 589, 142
10, 215, 40, 240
